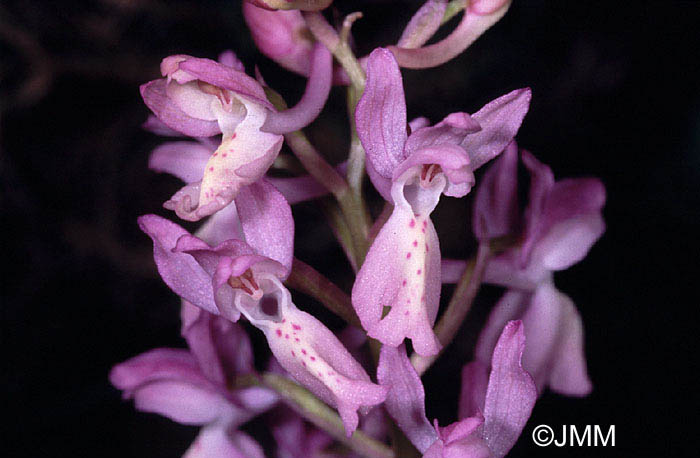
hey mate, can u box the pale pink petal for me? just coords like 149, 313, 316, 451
474, 290, 530, 366
377, 344, 437, 453
148, 141, 212, 183
217, 50, 245, 72
175, 57, 272, 109
238, 277, 387, 436
398, 0, 448, 49
234, 179, 294, 275
355, 48, 408, 178
472, 141, 519, 241
534, 213, 605, 272
165, 101, 284, 221
352, 203, 442, 356
243, 4, 314, 76
404, 112, 481, 155
458, 361, 489, 419
109, 348, 205, 392
138, 214, 218, 315
132, 380, 232, 425
519, 149, 555, 265
262, 43, 332, 134
546, 292, 592, 396
388, 1, 511, 69
482, 321, 537, 457
141, 79, 220, 137
185, 425, 265, 458
461, 88, 531, 170
143, 115, 186, 137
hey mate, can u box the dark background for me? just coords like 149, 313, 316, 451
3, 0, 699, 456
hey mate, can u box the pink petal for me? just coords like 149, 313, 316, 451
240, 280, 387, 436
195, 202, 244, 247
520, 285, 591, 395
141, 79, 220, 137
185, 425, 265, 458
519, 149, 555, 265
393, 143, 474, 198
388, 1, 511, 69
243, 4, 314, 76
109, 348, 205, 392
181, 302, 255, 385
534, 213, 605, 272
397, 0, 449, 49
546, 292, 593, 396
175, 57, 272, 109
138, 215, 218, 315
474, 290, 529, 365
142, 115, 186, 137
352, 204, 442, 356
458, 361, 489, 419
262, 43, 332, 134
234, 179, 294, 275
148, 141, 212, 183
404, 112, 481, 155
472, 141, 519, 241
132, 380, 232, 425
355, 48, 408, 178
482, 321, 537, 457
377, 344, 437, 453
217, 50, 245, 72
165, 102, 284, 221
461, 88, 531, 170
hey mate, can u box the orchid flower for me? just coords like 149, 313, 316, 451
351, 48, 530, 356
445, 148, 606, 396
141, 46, 331, 221
140, 187, 386, 436
110, 303, 277, 457
377, 320, 537, 457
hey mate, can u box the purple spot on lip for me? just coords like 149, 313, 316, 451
417, 269, 422, 275
292, 324, 301, 330
406, 252, 411, 259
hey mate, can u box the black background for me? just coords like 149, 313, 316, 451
3, 0, 699, 456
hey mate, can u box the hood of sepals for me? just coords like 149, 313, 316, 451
391, 143, 474, 215
174, 235, 287, 322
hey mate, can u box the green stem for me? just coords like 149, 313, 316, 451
261, 373, 395, 458
284, 130, 348, 198
411, 242, 491, 375
285, 258, 361, 327
303, 11, 366, 90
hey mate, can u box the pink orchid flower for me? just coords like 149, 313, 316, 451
445, 147, 606, 396
377, 321, 537, 457
140, 183, 386, 436
141, 48, 331, 221
110, 304, 277, 457
352, 48, 530, 356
